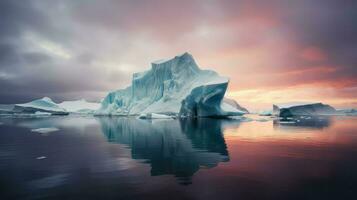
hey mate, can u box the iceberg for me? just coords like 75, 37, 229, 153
336, 108, 357, 116
97, 52, 244, 118
31, 127, 59, 134
179, 80, 245, 118
222, 98, 249, 114
259, 110, 273, 116
273, 102, 337, 118
137, 113, 173, 119
14, 97, 69, 115
58, 99, 100, 113
1, 98, 100, 116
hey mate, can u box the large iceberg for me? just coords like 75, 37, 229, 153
14, 97, 69, 115
273, 102, 337, 117
96, 52, 245, 117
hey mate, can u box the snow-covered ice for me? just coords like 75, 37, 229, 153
14, 97, 68, 115
58, 99, 100, 113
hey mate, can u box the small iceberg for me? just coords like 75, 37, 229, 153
138, 113, 174, 119
273, 102, 337, 117
255, 118, 270, 122
259, 110, 273, 116
31, 127, 59, 134
14, 97, 69, 115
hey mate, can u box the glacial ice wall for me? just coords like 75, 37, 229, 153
96, 52, 244, 117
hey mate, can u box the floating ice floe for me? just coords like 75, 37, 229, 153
31, 127, 59, 134
259, 110, 273, 116
138, 113, 174, 119
255, 118, 270, 122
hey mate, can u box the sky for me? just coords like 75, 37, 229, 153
0, 0, 356, 111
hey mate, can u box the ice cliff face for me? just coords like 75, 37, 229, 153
179, 80, 245, 117
97, 52, 244, 117
273, 102, 337, 117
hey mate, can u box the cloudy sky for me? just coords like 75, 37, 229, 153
0, 0, 356, 110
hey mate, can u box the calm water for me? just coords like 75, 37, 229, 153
0, 115, 357, 199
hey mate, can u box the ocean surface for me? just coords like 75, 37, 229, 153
0, 115, 356, 200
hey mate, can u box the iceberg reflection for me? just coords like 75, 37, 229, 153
273, 116, 332, 130
97, 117, 231, 184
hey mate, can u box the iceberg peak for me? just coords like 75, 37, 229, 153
151, 52, 198, 73
41, 97, 54, 103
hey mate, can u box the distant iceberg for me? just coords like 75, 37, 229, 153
1, 97, 101, 116
58, 99, 100, 113
273, 102, 337, 117
14, 97, 69, 115
96, 52, 245, 118
222, 98, 249, 114
138, 113, 174, 119
336, 108, 357, 116
259, 110, 273, 116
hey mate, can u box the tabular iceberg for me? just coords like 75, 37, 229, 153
96, 52, 245, 117
273, 102, 337, 117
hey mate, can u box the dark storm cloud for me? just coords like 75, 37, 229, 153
0, 1, 45, 38
0, 0, 356, 105
0, 0, 131, 103
278, 0, 357, 71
